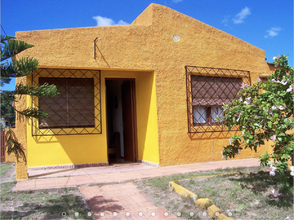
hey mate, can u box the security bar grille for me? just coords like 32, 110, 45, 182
186, 66, 251, 133
31, 68, 102, 136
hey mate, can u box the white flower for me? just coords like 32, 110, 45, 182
240, 84, 248, 89
290, 166, 294, 177
237, 149, 241, 155
222, 104, 229, 111
281, 79, 289, 85
272, 79, 280, 83
273, 55, 280, 60
221, 151, 225, 159
286, 85, 294, 93
269, 164, 276, 176
229, 139, 232, 145
244, 97, 251, 105
270, 135, 276, 142
272, 105, 284, 110
257, 77, 261, 82
236, 115, 240, 122
271, 78, 289, 85
271, 188, 283, 197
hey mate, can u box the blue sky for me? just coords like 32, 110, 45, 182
1, 0, 293, 90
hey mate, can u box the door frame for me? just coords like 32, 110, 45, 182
105, 78, 138, 163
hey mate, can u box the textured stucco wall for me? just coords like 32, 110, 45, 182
24, 70, 159, 168
5, 128, 16, 163
15, 3, 273, 173
14, 76, 28, 179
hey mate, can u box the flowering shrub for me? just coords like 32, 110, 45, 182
221, 55, 294, 175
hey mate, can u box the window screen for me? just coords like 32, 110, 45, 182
186, 66, 251, 133
39, 78, 95, 128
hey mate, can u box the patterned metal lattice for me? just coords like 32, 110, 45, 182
186, 66, 251, 133
31, 68, 101, 136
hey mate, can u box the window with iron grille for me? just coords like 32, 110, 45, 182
186, 66, 251, 133
31, 68, 101, 136
39, 77, 95, 128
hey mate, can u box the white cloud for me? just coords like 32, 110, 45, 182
264, 27, 282, 38
233, 7, 251, 24
221, 16, 231, 27
117, 20, 129, 25
93, 16, 129, 26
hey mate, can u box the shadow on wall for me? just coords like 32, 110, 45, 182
188, 130, 240, 141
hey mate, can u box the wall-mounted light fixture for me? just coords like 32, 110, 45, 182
173, 35, 180, 42
93, 37, 98, 59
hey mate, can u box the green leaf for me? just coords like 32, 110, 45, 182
254, 123, 262, 128
16, 107, 49, 120
222, 54, 294, 175
1, 34, 15, 43
259, 140, 265, 145
1, 57, 38, 78
15, 83, 59, 97
7, 39, 34, 59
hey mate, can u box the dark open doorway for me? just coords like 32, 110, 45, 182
105, 79, 138, 164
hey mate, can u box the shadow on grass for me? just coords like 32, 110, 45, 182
84, 195, 126, 219
1, 181, 125, 219
2, 194, 93, 219
2, 194, 125, 219
228, 171, 293, 208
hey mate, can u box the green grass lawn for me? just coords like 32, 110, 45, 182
0, 163, 93, 219
181, 171, 293, 219
134, 166, 293, 220
0, 181, 93, 219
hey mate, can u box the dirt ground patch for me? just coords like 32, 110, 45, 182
0, 162, 15, 183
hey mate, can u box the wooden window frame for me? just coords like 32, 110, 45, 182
193, 106, 224, 126
186, 66, 251, 133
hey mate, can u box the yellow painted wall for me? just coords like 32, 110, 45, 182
24, 70, 159, 167
15, 3, 275, 171
26, 70, 107, 167
14, 76, 28, 179
5, 128, 16, 163
136, 72, 159, 164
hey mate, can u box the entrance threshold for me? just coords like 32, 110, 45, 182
109, 158, 140, 166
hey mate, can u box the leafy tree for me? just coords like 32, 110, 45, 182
1, 35, 59, 163
221, 55, 294, 173
0, 91, 15, 127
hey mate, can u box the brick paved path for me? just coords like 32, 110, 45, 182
13, 158, 260, 219
79, 182, 180, 220
15, 158, 260, 191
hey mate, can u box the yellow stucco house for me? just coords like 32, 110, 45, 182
15, 4, 274, 179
